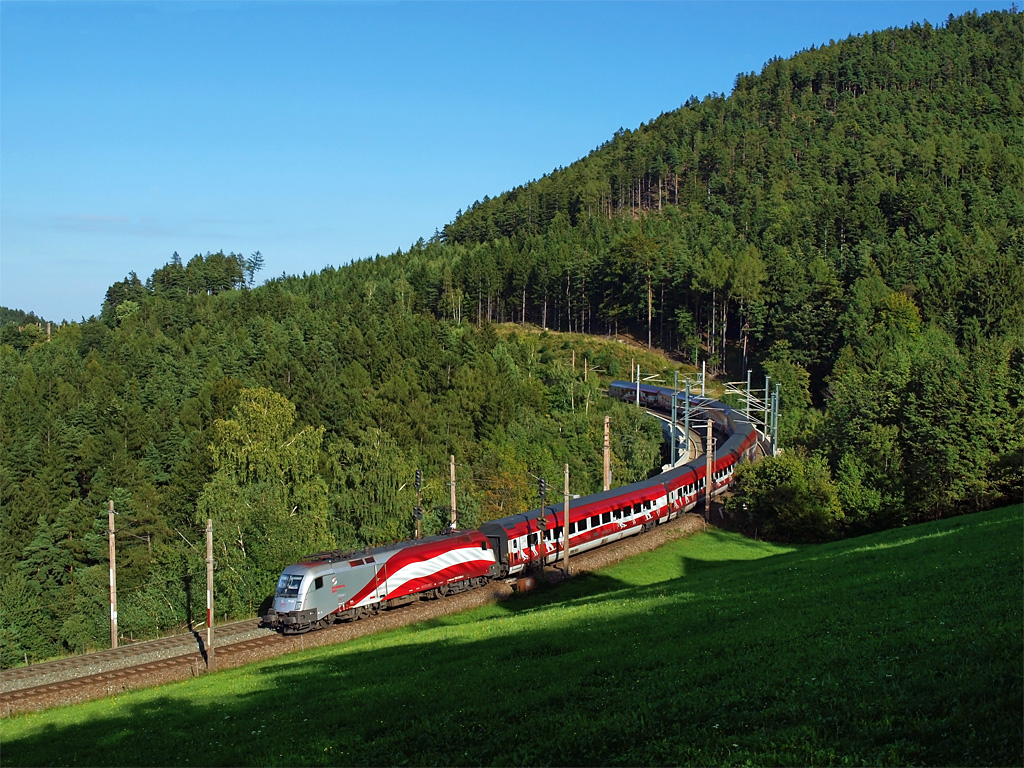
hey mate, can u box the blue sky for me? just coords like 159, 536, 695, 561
1, 1, 1011, 322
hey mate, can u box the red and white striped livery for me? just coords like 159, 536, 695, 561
263, 532, 500, 633
263, 381, 760, 633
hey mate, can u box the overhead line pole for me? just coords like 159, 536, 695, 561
773, 383, 781, 455
671, 370, 679, 464
603, 415, 611, 491
206, 518, 214, 670
563, 464, 571, 577
108, 500, 117, 650
414, 470, 423, 539
684, 380, 691, 463
450, 455, 457, 530
705, 420, 714, 520
537, 477, 547, 569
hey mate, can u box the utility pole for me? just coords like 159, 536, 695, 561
449, 455, 457, 530
671, 371, 679, 464
537, 477, 548, 568
635, 365, 640, 406
773, 383, 781, 455
563, 464, 571, 577
745, 369, 752, 419
108, 500, 117, 649
684, 380, 691, 463
206, 518, 214, 670
603, 415, 611, 491
414, 469, 423, 539
705, 420, 714, 520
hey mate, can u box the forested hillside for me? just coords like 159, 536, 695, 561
2, 9, 1021, 666
432, 9, 1023, 537
0, 249, 666, 666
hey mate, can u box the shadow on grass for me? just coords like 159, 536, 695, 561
5, 507, 1021, 768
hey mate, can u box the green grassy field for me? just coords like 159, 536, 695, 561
4, 505, 1021, 767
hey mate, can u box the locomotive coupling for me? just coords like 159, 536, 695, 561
262, 608, 317, 632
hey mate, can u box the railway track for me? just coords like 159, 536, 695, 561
0, 620, 290, 717
0, 619, 264, 693
0, 591, 512, 718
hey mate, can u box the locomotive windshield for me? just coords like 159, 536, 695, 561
275, 573, 304, 598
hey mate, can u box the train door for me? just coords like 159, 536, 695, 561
484, 533, 508, 577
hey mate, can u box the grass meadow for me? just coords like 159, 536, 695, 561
4, 505, 1021, 767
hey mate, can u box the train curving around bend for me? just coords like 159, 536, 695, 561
262, 381, 760, 634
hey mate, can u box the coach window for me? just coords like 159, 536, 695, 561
602, 512, 611, 525
590, 515, 600, 528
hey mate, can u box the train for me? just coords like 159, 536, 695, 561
261, 381, 760, 634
